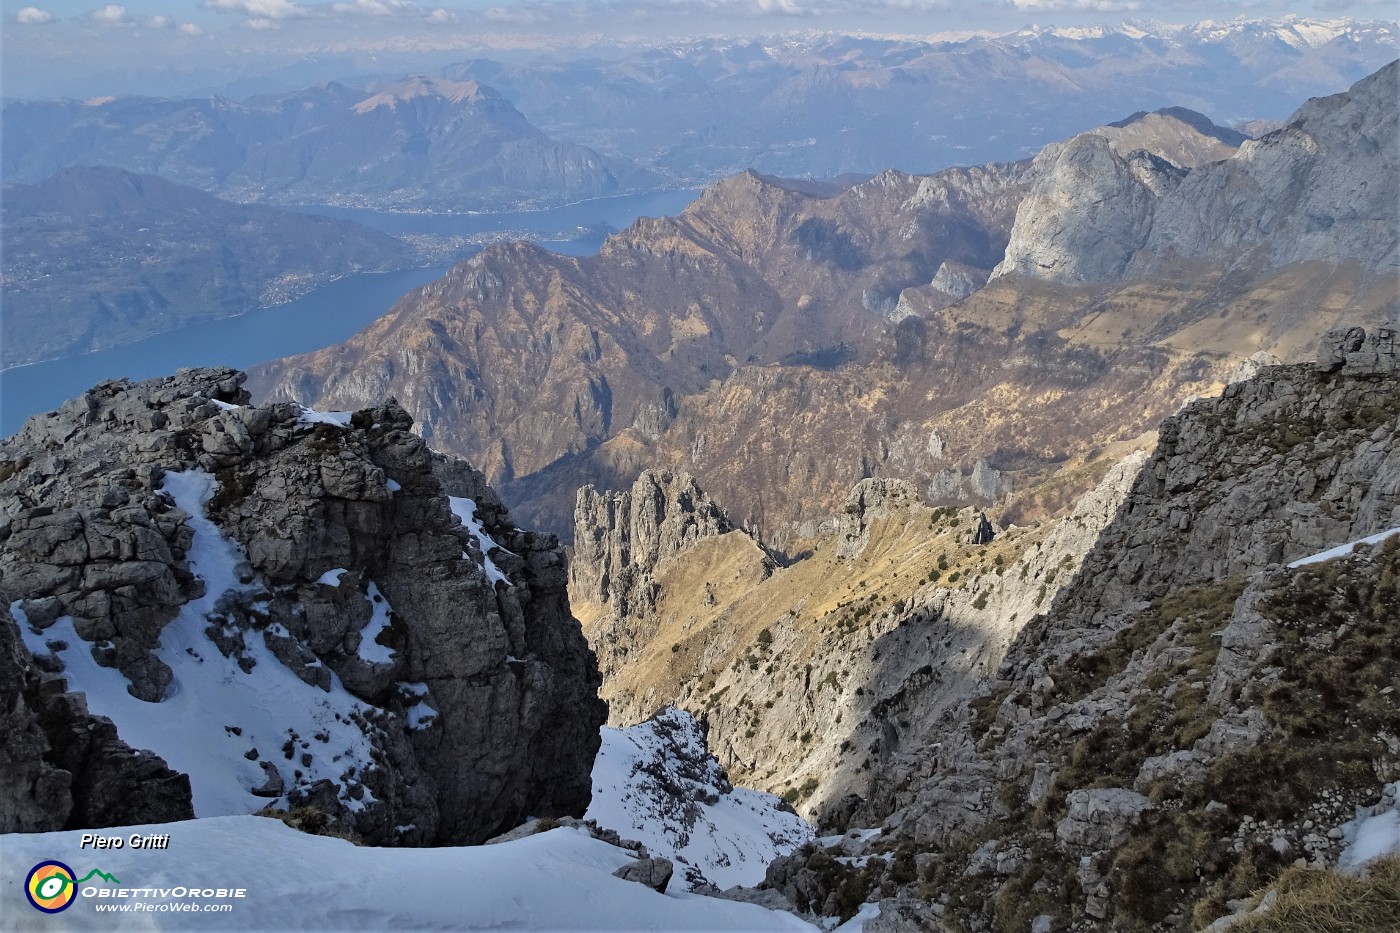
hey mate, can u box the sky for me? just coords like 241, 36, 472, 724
2, 0, 1397, 98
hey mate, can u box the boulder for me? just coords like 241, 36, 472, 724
612, 857, 673, 892
1055, 788, 1153, 855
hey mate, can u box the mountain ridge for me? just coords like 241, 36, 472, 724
2, 80, 651, 212
249, 62, 1396, 545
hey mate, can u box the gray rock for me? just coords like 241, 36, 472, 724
1316, 326, 1398, 376
612, 856, 673, 892
0, 367, 606, 845
995, 62, 1398, 284
1055, 788, 1153, 855
572, 469, 736, 616
834, 479, 920, 559
993, 134, 1181, 283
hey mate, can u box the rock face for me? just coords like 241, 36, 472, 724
1316, 325, 1399, 375
0, 367, 606, 843
571, 470, 737, 622
0, 600, 194, 833
993, 134, 1185, 283
833, 480, 921, 559
996, 61, 1399, 282
745, 357, 1400, 930
574, 448, 1148, 826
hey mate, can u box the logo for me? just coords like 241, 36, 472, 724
24, 860, 121, 913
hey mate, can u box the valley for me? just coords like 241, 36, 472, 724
1, 15, 1397, 933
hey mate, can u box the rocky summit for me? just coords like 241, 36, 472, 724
0, 367, 606, 845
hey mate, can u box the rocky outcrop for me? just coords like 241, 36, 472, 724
613, 856, 674, 892
1055, 788, 1153, 854
571, 470, 739, 621
993, 134, 1184, 283
927, 261, 988, 303
0, 367, 606, 844
1316, 324, 1399, 376
833, 480, 920, 559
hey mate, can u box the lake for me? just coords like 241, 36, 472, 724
1, 189, 701, 436
289, 189, 701, 238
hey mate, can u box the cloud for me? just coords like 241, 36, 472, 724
202, 0, 309, 20
15, 4, 55, 22
330, 0, 423, 16
479, 0, 957, 23
245, 15, 281, 27
88, 3, 134, 24
15, 5, 55, 23
178, 21, 205, 34
1010, 0, 1144, 9
427, 6, 451, 21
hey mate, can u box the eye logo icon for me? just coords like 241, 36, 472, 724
25, 860, 78, 913
24, 861, 120, 913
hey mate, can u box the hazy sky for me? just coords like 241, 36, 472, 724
3, 0, 1396, 97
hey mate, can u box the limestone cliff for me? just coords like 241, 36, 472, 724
572, 470, 740, 624
0, 368, 606, 844
572, 446, 1148, 829
995, 61, 1399, 283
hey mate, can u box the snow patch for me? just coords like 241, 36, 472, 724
358, 581, 396, 664
448, 496, 511, 586
406, 700, 437, 731
297, 405, 353, 427
586, 708, 814, 891
1338, 785, 1400, 871
316, 568, 348, 586
831, 903, 881, 932
386, 478, 402, 492
818, 827, 883, 848
0, 817, 817, 930
1287, 528, 1400, 568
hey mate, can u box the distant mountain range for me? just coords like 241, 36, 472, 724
2, 78, 652, 212
248, 62, 1398, 544
1, 166, 419, 367
441, 18, 1398, 182
3, 18, 1393, 212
